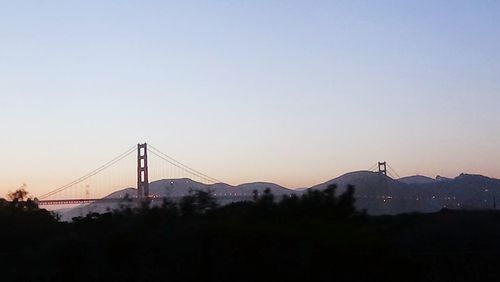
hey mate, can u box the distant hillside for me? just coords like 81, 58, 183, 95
309, 171, 441, 215
398, 175, 436, 185
57, 172, 500, 221
310, 171, 397, 191
58, 179, 293, 221
148, 178, 293, 197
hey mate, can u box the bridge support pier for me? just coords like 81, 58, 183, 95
378, 162, 387, 176
137, 143, 149, 198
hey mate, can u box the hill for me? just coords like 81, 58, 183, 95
58, 179, 293, 221
57, 172, 500, 221
398, 175, 436, 184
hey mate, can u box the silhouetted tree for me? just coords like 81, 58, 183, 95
7, 188, 29, 201
7, 188, 39, 211
337, 184, 357, 218
180, 189, 217, 217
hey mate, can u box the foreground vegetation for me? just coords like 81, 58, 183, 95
2, 186, 500, 281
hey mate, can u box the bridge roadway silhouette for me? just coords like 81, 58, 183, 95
37, 195, 259, 206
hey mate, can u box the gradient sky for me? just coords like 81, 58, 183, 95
1, 1, 500, 197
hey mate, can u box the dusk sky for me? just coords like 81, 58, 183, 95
1, 1, 500, 197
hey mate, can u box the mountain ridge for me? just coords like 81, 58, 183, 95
57, 171, 500, 221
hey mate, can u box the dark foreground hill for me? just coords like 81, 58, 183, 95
4, 187, 500, 282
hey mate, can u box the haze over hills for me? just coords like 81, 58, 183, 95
58, 171, 500, 221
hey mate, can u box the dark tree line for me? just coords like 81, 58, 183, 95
2, 185, 500, 281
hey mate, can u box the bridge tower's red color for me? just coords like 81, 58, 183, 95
137, 143, 149, 198
378, 162, 387, 176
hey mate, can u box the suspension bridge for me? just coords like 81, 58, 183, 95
36, 143, 222, 206
34, 143, 396, 206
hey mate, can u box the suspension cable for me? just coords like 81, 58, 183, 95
147, 149, 220, 184
39, 145, 137, 199
368, 163, 378, 172
147, 144, 221, 183
387, 163, 401, 179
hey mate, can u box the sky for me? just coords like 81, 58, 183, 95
1, 1, 500, 197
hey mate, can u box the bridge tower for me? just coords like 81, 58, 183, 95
137, 143, 150, 198
378, 162, 387, 176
